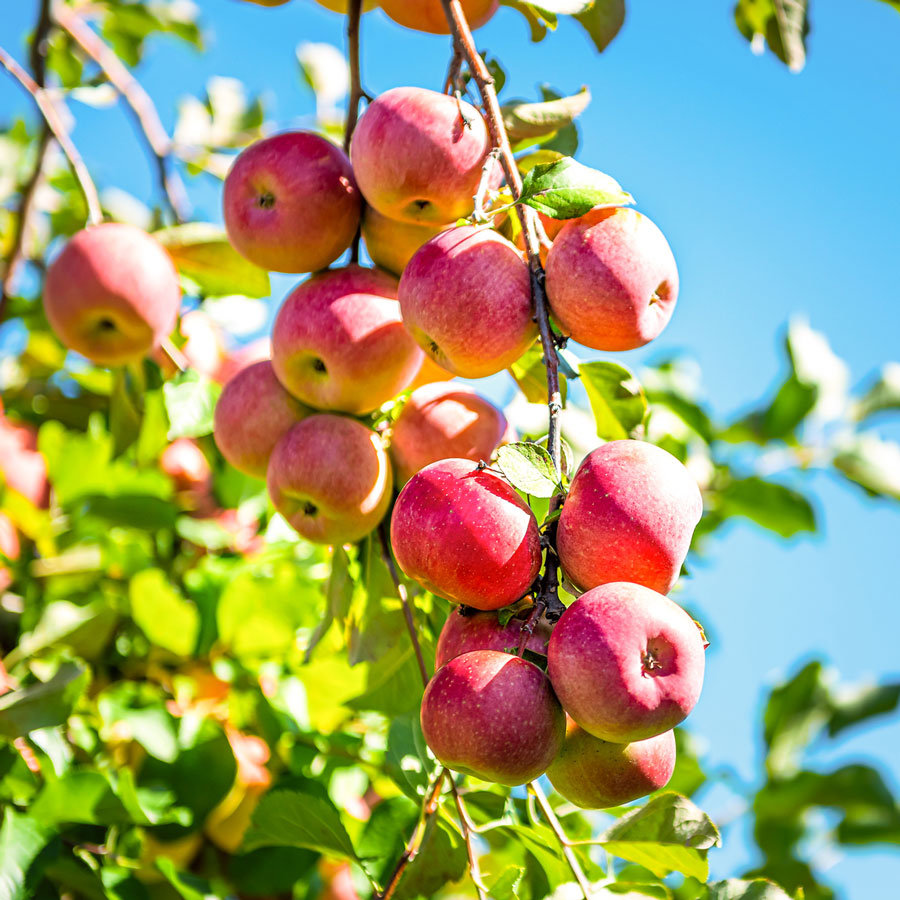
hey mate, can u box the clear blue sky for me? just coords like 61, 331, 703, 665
3, 2, 900, 896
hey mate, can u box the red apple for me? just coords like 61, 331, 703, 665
390, 383, 507, 483
420, 649, 564, 785
154, 310, 225, 380
435, 608, 550, 670
361, 206, 448, 276
0, 418, 49, 508
399, 226, 536, 377
380, 0, 498, 34
214, 337, 270, 385
0, 512, 20, 592
350, 87, 494, 224
213, 360, 309, 478
556, 439, 702, 594
160, 439, 212, 495
547, 582, 706, 743
545, 207, 678, 351
267, 415, 392, 545
223, 132, 360, 274
547, 718, 676, 809
390, 458, 542, 610
43, 223, 181, 367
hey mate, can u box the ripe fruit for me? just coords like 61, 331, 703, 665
0, 416, 50, 509
223, 132, 360, 273
214, 336, 270, 385
160, 439, 212, 495
380, 0, 498, 34
155, 310, 225, 380
390, 458, 541, 610
556, 439, 702, 594
213, 360, 309, 478
399, 226, 536, 377
545, 207, 679, 351
420, 650, 564, 785
267, 415, 392, 545
361, 206, 447, 276
0, 512, 20, 592
350, 87, 493, 224
390, 383, 508, 483
407, 353, 456, 391
548, 582, 706, 743
435, 608, 550, 670
43, 223, 181, 367
547, 718, 676, 809
272, 265, 422, 414
241, 0, 291, 6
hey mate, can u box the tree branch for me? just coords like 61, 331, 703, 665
53, 6, 190, 224
344, 0, 365, 262
0, 45, 102, 226
449, 780, 489, 900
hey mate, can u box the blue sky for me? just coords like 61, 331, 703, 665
3, 1, 900, 895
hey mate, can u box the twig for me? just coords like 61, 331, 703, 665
159, 338, 188, 374
344, 0, 365, 263
54, 5, 189, 224
449, 780, 489, 900
0, 45, 102, 225
378, 522, 429, 687
443, 44, 464, 95
472, 147, 499, 223
529, 781, 594, 899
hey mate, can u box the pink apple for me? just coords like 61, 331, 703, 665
271, 265, 423, 415
547, 582, 706, 743
213, 360, 309, 478
547, 718, 676, 809
399, 226, 536, 377
43, 223, 181, 367
0, 418, 49, 508
361, 206, 448, 277
435, 608, 550, 670
223, 132, 360, 274
407, 353, 456, 391
267, 415, 392, 545
556, 439, 702, 594
350, 87, 494, 224
420, 649, 564, 785
0, 511, 20, 592
214, 337, 270, 385
160, 439, 212, 495
545, 207, 679, 351
154, 310, 225, 380
379, 0, 498, 34
390, 458, 542, 610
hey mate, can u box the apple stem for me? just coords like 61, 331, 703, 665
54, 6, 190, 225
159, 338, 188, 374
449, 780, 490, 900
0, 44, 102, 227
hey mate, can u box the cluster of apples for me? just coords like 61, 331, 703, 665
392, 441, 706, 807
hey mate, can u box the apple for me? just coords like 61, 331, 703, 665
435, 608, 550, 670
214, 336, 270, 385
407, 352, 456, 391
267, 414, 392, 545
380, 0, 498, 34
43, 223, 181, 367
556, 439, 702, 594
271, 265, 423, 414
350, 87, 494, 224
241, 0, 291, 6
154, 309, 225, 380
213, 360, 310, 478
547, 718, 676, 809
399, 225, 536, 377
545, 207, 679, 351
390, 458, 542, 610
0, 512, 20, 592
420, 649, 564, 785
361, 206, 447, 276
0, 418, 50, 508
160, 439, 212, 495
547, 582, 706, 743
223, 131, 360, 274
390, 383, 508, 483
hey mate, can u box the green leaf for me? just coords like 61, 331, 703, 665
580, 361, 648, 440
163, 370, 221, 440
576, 0, 627, 52
0, 808, 58, 900
708, 881, 794, 900
487, 865, 526, 898
129, 569, 200, 657
853, 362, 900, 421
832, 434, 900, 501
519, 157, 633, 219
502, 88, 591, 142
599, 793, 720, 881
0, 662, 89, 739
499, 1, 552, 41
30, 771, 135, 827
828, 682, 900, 736
508, 342, 568, 405
155, 858, 215, 900
496, 442, 563, 497
243, 788, 358, 860
598, 884, 672, 898
734, 0, 810, 71
716, 477, 816, 538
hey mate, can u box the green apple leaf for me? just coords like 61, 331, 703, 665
828, 681, 900, 737
163, 370, 221, 440
575, 0, 627, 52
852, 362, 900, 421
502, 87, 591, 142
0, 809, 58, 900
508, 342, 568, 405
497, 442, 564, 497
715, 476, 816, 538
734, 0, 810, 72
0, 662, 90, 739
499, 1, 552, 41
580, 360, 648, 440
708, 880, 794, 900
531, 0, 594, 13
519, 157, 633, 219
832, 434, 900, 501
129, 569, 200, 657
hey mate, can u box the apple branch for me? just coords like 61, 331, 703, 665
344, 0, 365, 263
0, 46, 102, 227
54, 6, 190, 224
449, 780, 489, 900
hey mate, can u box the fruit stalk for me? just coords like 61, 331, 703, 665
449, 780, 489, 900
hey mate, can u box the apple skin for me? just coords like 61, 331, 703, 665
361, 206, 448, 276
399, 226, 536, 377
214, 360, 310, 479
272, 265, 422, 415
420, 649, 565, 785
160, 439, 212, 495
435, 608, 550, 670
407, 352, 456, 391
267, 415, 392, 545
390, 383, 507, 483
545, 207, 678, 351
556, 439, 702, 594
390, 458, 542, 610
547, 718, 676, 809
351, 87, 494, 225
547, 582, 706, 743
0, 512, 21, 592
214, 337, 270, 385
154, 310, 225, 380
223, 131, 360, 274
43, 223, 181, 367
0, 418, 50, 508
380, 0, 498, 34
